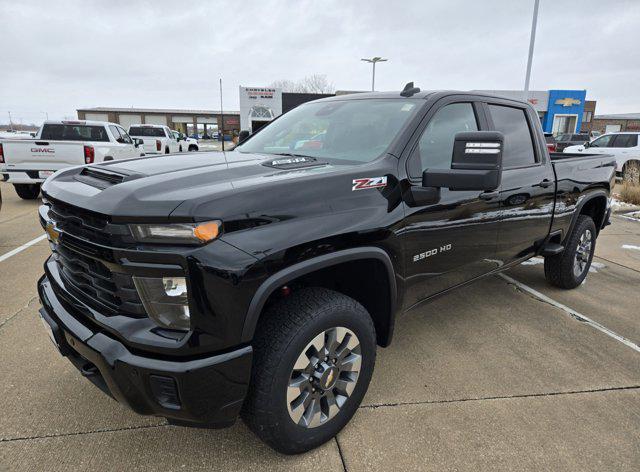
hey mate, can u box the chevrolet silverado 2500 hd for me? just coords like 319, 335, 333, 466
0, 120, 144, 199
37, 87, 615, 454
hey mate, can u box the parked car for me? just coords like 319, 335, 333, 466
37, 89, 614, 454
170, 131, 199, 152
554, 133, 590, 152
564, 132, 640, 184
544, 132, 556, 152
0, 120, 144, 199
128, 124, 180, 155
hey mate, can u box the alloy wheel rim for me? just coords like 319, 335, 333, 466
286, 327, 362, 428
573, 229, 593, 278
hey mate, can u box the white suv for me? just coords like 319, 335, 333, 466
564, 132, 640, 184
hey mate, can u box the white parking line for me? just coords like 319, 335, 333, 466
499, 273, 640, 353
0, 234, 47, 263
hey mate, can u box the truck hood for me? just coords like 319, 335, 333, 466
41, 151, 375, 223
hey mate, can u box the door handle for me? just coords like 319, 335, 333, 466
479, 191, 499, 200
539, 179, 552, 188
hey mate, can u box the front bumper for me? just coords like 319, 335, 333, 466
37, 274, 253, 428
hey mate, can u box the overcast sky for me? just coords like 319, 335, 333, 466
1, 0, 639, 124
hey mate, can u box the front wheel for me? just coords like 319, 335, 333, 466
544, 215, 596, 289
188, 145, 198, 152
14, 183, 41, 200
241, 287, 376, 454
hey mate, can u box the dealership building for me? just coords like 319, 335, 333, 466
76, 107, 241, 139
78, 87, 596, 138
478, 89, 596, 135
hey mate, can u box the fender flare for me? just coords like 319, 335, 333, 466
240, 247, 398, 343
564, 189, 609, 243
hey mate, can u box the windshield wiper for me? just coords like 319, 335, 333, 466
272, 152, 316, 159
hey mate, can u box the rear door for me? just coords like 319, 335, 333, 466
401, 97, 501, 308
485, 101, 556, 264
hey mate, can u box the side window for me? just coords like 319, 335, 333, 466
109, 125, 122, 142
117, 126, 132, 144
611, 134, 638, 148
589, 135, 613, 148
412, 103, 478, 175
488, 105, 536, 167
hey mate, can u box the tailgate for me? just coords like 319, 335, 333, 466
141, 138, 161, 152
2, 140, 85, 170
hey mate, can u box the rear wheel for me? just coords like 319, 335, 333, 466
188, 145, 198, 152
623, 161, 640, 185
165, 147, 170, 154
179, 145, 183, 152
14, 183, 41, 200
241, 287, 376, 454
544, 215, 596, 289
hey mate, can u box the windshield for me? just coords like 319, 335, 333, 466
129, 127, 166, 137
236, 99, 420, 163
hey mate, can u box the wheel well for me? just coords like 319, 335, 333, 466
261, 258, 394, 347
579, 195, 607, 233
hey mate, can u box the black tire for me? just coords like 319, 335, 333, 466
544, 215, 596, 289
179, 145, 183, 153
623, 161, 640, 185
165, 147, 170, 154
241, 287, 376, 454
14, 183, 41, 200
188, 145, 198, 152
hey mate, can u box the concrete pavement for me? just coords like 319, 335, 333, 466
1, 180, 638, 471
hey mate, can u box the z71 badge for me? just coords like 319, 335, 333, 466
352, 176, 387, 191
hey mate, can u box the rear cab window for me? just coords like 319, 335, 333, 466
40, 124, 110, 142
487, 104, 536, 168
128, 127, 166, 137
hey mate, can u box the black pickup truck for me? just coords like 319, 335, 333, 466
37, 87, 615, 454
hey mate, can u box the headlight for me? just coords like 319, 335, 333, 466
129, 221, 221, 245
133, 276, 190, 330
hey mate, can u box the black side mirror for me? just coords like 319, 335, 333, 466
422, 131, 504, 191
238, 130, 250, 144
134, 138, 143, 147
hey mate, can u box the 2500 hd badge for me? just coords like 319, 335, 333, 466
36, 87, 614, 454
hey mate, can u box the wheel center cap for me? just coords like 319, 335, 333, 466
315, 363, 339, 390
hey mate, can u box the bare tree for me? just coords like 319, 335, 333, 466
269, 74, 334, 94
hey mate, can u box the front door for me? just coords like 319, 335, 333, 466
401, 99, 501, 309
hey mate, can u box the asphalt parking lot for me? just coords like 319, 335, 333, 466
1, 180, 639, 471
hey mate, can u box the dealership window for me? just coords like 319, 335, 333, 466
488, 105, 536, 167
582, 111, 592, 122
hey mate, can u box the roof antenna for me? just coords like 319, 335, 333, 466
400, 82, 420, 97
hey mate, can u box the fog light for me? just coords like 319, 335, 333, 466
149, 375, 181, 410
133, 276, 190, 331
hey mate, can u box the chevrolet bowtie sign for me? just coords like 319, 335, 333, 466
555, 97, 581, 107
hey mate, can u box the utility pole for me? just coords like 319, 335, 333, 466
523, 0, 540, 101
8, 111, 13, 131
219, 78, 225, 152
361, 57, 388, 91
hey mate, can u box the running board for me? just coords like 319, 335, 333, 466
540, 243, 564, 256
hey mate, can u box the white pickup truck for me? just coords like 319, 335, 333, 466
127, 124, 182, 155
0, 120, 144, 199
170, 130, 199, 152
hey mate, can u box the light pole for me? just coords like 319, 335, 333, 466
523, 0, 540, 101
361, 57, 388, 91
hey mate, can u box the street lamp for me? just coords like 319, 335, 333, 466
361, 57, 388, 91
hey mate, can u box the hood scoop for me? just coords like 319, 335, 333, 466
262, 155, 327, 170
75, 165, 146, 190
